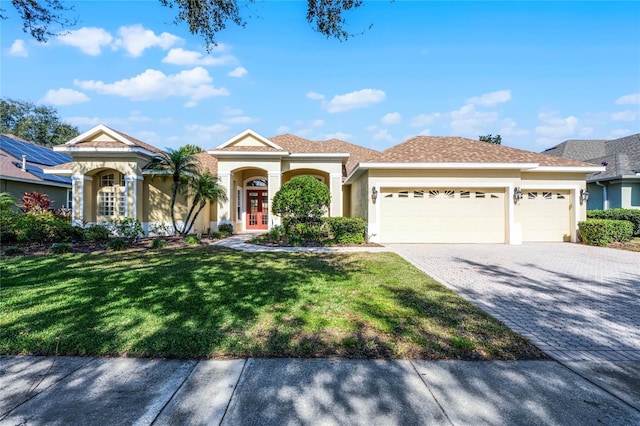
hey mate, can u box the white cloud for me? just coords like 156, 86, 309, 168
228, 67, 248, 78
223, 107, 243, 116
449, 104, 499, 136
115, 25, 181, 57
535, 112, 580, 146
276, 125, 290, 134
8, 39, 28, 57
75, 67, 228, 107
306, 91, 325, 100
615, 93, 640, 105
410, 113, 441, 127
64, 112, 152, 128
381, 112, 401, 125
365, 125, 378, 132
607, 129, 632, 139
498, 118, 529, 138
223, 116, 258, 124
162, 48, 235, 66
372, 129, 396, 143
185, 124, 230, 143
466, 90, 511, 106
417, 129, 431, 136
57, 27, 113, 55
611, 110, 637, 121
135, 131, 160, 143
312, 119, 325, 127
40, 88, 90, 105
324, 132, 352, 140
325, 89, 386, 113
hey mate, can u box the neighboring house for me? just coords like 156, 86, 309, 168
46, 124, 602, 244
0, 134, 72, 208
543, 133, 640, 210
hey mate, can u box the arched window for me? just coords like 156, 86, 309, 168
247, 178, 268, 187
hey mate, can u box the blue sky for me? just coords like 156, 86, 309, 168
2, 1, 639, 152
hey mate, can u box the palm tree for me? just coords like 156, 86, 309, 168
183, 171, 228, 235
146, 148, 201, 234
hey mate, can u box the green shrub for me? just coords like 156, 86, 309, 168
13, 211, 77, 244
272, 176, 330, 223
292, 221, 326, 243
84, 225, 112, 242
150, 238, 167, 249
209, 231, 222, 239
107, 217, 144, 240
50, 243, 72, 254
0, 210, 19, 243
266, 225, 285, 241
326, 217, 366, 244
578, 219, 634, 246
3, 247, 24, 256
218, 223, 234, 234
587, 209, 640, 237
149, 222, 172, 236
107, 238, 130, 251
184, 235, 201, 245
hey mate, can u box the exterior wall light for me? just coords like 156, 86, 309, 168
580, 189, 589, 205
371, 186, 378, 203
513, 187, 523, 203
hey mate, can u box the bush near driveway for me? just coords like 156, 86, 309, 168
0, 247, 546, 360
588, 208, 640, 236
578, 219, 634, 246
326, 217, 366, 244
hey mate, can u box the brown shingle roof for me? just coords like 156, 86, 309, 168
194, 152, 218, 175
378, 136, 592, 167
0, 150, 43, 182
270, 134, 381, 174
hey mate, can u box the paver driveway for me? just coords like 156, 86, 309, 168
389, 243, 640, 362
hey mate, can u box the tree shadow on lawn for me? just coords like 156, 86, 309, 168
0, 247, 370, 358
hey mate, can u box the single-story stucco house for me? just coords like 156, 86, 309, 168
44, 124, 603, 244
0, 134, 72, 207
542, 133, 640, 211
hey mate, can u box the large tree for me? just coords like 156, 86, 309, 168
479, 134, 502, 145
0, 98, 79, 146
1, 0, 368, 50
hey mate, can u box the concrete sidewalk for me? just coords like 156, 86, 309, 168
2, 356, 639, 425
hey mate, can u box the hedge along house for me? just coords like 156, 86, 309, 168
45, 124, 602, 243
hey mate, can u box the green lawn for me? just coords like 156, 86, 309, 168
0, 247, 545, 360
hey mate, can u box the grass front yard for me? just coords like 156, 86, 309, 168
0, 246, 546, 360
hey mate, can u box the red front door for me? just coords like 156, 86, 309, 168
246, 190, 268, 230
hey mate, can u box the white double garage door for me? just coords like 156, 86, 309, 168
379, 187, 571, 243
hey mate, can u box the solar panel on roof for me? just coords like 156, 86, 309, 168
0, 135, 71, 166
10, 161, 72, 185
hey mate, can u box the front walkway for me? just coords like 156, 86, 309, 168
212, 233, 390, 253
389, 243, 640, 362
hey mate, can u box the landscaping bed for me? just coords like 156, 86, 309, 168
0, 246, 546, 360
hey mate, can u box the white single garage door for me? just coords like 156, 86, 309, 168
520, 190, 571, 242
379, 188, 506, 243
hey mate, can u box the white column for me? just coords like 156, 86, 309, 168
268, 171, 282, 227
217, 172, 232, 228
330, 172, 343, 217
124, 175, 140, 219
71, 175, 84, 227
